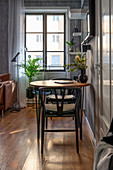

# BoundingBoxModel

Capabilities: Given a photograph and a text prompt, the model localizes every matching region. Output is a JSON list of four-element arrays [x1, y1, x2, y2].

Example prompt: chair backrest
[[0, 73, 10, 82], [51, 78, 73, 95], [52, 78, 72, 81], [39, 87, 80, 115]]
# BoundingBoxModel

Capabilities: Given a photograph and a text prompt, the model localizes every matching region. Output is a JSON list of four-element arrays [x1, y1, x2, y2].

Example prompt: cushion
[[93, 141, 113, 170], [0, 84, 3, 104], [93, 119, 113, 170], [45, 103, 75, 113], [0, 73, 10, 82], [47, 94, 75, 100], [102, 132, 113, 146], [0, 80, 14, 85]]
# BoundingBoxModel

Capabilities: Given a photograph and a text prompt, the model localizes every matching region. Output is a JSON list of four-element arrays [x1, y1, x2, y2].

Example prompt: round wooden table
[[30, 80, 91, 140], [30, 80, 91, 88]]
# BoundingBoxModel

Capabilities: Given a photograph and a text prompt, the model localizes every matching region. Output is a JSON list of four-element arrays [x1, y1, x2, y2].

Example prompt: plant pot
[[78, 69, 88, 83], [26, 87, 34, 99]]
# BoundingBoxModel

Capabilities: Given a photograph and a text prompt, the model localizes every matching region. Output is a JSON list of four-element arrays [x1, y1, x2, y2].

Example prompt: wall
[[24, 0, 81, 9], [0, 0, 8, 74], [85, 0, 113, 143]]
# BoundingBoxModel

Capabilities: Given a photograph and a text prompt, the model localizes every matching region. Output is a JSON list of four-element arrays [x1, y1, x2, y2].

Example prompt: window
[[52, 35, 55, 42], [56, 35, 59, 43], [53, 16, 55, 21], [36, 35, 42, 42], [36, 16, 40, 20], [36, 35, 39, 42], [25, 14, 65, 71], [52, 55, 60, 65], [56, 16, 59, 21], [36, 16, 42, 21]]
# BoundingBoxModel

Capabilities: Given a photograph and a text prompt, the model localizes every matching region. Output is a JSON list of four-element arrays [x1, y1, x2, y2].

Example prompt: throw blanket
[[93, 119, 113, 170], [93, 141, 113, 170]]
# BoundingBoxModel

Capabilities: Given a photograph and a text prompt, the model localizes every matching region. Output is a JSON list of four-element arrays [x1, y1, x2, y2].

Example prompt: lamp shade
[[11, 52, 20, 62]]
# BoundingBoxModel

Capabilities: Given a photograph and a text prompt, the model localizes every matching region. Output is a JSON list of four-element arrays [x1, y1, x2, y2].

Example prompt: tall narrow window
[[25, 15, 43, 67], [52, 35, 55, 42], [25, 14, 65, 71]]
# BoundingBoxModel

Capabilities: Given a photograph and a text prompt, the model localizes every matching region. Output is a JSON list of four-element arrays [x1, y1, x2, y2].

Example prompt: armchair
[[0, 74, 17, 116]]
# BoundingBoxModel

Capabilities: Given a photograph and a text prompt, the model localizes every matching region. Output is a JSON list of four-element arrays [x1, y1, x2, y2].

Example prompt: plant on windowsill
[[65, 38, 75, 52], [18, 55, 42, 99], [64, 52, 88, 83]]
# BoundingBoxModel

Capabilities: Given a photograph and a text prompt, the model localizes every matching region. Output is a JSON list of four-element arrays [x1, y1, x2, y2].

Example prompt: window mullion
[[45, 14, 47, 69], [43, 14, 47, 71], [43, 14, 45, 70]]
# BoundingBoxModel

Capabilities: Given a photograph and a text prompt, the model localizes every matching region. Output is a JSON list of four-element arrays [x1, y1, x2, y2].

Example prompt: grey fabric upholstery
[[45, 103, 75, 113], [93, 119, 113, 170], [47, 94, 75, 100], [93, 141, 113, 170]]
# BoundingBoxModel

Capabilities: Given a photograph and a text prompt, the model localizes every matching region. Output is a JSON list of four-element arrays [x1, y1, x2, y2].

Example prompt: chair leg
[[46, 116, 48, 129], [80, 87, 84, 140], [80, 109, 82, 140], [36, 93, 40, 139], [75, 109, 79, 153], [41, 108, 45, 154], [2, 110, 4, 117]]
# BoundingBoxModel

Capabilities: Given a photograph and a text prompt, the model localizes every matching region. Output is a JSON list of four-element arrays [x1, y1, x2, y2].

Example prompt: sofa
[[0, 73, 17, 116]]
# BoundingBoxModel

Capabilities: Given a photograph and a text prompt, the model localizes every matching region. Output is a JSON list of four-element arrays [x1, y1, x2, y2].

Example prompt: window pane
[[26, 52, 43, 68], [26, 34, 43, 51], [47, 52, 64, 70], [47, 15, 64, 32], [26, 15, 43, 32], [47, 34, 64, 51]]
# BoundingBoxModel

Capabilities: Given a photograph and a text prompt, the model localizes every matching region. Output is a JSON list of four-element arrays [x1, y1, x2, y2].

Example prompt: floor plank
[[0, 107, 94, 170]]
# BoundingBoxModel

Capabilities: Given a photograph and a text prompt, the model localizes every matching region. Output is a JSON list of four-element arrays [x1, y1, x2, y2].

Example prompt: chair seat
[[45, 103, 75, 113], [33, 90, 51, 95], [47, 94, 75, 100]]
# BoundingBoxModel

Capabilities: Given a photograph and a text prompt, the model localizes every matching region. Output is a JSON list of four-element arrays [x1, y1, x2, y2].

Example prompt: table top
[[30, 80, 91, 88]]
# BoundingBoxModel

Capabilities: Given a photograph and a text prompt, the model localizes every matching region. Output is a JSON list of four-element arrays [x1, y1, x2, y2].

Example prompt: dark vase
[[26, 87, 34, 99], [78, 69, 88, 83]]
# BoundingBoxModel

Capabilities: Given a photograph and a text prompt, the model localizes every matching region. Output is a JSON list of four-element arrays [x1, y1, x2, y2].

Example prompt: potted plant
[[64, 52, 88, 83], [18, 55, 42, 99], [65, 38, 75, 52]]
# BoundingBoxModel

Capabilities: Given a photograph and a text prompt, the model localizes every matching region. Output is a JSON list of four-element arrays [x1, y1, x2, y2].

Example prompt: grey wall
[[0, 0, 8, 74], [24, 0, 81, 8], [85, 0, 113, 142], [84, 0, 99, 141]]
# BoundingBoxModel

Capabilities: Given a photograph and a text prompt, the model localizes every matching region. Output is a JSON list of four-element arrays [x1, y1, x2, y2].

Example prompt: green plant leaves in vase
[[18, 55, 42, 87], [64, 53, 88, 72]]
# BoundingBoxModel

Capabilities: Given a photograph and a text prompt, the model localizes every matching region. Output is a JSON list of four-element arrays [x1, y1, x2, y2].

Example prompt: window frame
[[25, 13, 66, 72]]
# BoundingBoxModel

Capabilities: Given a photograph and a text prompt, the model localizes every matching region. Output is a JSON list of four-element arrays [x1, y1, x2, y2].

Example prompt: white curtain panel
[[8, 0, 26, 105]]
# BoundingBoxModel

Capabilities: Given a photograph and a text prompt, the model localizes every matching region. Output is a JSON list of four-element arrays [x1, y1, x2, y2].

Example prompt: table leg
[[38, 90, 41, 139], [80, 87, 84, 140], [35, 88, 40, 139]]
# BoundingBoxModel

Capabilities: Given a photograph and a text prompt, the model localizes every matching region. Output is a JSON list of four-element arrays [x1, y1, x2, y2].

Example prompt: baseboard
[[85, 117, 96, 147]]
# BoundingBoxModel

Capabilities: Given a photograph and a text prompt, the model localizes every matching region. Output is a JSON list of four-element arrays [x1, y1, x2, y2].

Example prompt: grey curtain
[[8, 0, 26, 105]]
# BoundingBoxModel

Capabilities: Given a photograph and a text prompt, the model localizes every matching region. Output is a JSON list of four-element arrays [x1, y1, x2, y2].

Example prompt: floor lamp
[[11, 52, 21, 112]]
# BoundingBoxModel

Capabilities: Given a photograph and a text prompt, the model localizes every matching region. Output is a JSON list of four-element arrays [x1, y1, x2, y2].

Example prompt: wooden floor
[[0, 106, 94, 170]]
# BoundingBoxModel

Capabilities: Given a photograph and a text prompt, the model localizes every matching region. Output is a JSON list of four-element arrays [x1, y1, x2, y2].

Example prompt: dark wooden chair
[[46, 78, 76, 103], [39, 87, 80, 154]]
